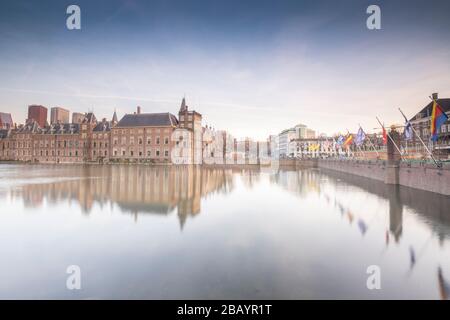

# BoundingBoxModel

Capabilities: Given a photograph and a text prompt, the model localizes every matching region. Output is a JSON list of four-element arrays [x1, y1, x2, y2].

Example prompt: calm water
[[0, 163, 449, 299]]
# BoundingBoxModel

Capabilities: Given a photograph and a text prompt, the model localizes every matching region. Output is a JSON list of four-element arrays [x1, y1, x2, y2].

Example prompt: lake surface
[[0, 163, 449, 299]]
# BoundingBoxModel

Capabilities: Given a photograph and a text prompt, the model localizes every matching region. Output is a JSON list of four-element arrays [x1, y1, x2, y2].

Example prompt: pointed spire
[[179, 96, 187, 113], [112, 109, 118, 124]]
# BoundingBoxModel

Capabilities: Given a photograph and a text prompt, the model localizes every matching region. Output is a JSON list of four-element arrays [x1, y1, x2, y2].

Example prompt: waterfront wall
[[316, 159, 450, 196]]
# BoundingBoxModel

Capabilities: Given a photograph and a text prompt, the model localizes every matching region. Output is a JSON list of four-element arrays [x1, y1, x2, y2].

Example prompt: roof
[[0, 112, 13, 126], [82, 112, 97, 124], [116, 112, 178, 128], [410, 98, 450, 121], [41, 123, 80, 135], [93, 121, 112, 132], [17, 120, 41, 133]]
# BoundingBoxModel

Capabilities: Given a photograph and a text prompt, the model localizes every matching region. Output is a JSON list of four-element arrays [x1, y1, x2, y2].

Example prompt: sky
[[0, 0, 449, 140]]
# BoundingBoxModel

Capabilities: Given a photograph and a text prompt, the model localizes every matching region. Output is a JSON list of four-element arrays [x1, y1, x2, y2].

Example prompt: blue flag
[[336, 135, 344, 146], [404, 121, 413, 140], [355, 127, 366, 146]]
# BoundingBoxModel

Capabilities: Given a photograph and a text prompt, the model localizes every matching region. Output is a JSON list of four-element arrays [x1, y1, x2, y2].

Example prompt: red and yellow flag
[[343, 134, 353, 147]]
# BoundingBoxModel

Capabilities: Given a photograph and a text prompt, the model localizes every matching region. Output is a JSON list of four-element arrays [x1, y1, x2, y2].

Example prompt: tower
[[178, 97, 202, 164]]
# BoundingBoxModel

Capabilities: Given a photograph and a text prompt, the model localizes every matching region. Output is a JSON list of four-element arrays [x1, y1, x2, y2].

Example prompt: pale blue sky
[[1, 0, 449, 139]]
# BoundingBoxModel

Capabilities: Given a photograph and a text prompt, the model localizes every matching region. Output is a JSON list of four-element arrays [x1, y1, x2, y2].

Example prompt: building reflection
[[271, 168, 450, 242], [11, 165, 234, 229], [271, 168, 450, 299]]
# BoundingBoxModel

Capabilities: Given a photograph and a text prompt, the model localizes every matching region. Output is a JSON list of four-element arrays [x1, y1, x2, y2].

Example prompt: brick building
[[110, 106, 179, 163], [1, 98, 207, 164], [409, 93, 450, 156]]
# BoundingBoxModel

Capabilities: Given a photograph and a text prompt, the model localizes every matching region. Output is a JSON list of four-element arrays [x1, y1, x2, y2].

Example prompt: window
[[130, 151, 134, 156], [164, 137, 169, 145], [156, 150, 160, 156], [138, 138, 143, 145], [147, 138, 151, 145], [164, 150, 169, 157], [156, 137, 160, 145], [147, 150, 151, 156]]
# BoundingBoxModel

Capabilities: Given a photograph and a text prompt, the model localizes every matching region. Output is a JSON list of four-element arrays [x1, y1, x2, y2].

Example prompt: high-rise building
[[0, 112, 13, 129], [27, 105, 47, 128], [72, 112, 85, 124], [50, 107, 70, 124]]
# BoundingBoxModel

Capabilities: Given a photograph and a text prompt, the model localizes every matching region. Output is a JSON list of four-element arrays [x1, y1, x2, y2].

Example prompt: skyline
[[1, 0, 450, 139]]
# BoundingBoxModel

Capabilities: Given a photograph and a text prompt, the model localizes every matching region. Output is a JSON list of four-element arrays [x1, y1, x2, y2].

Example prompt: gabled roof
[[82, 112, 97, 124], [116, 112, 178, 128], [410, 98, 450, 121]]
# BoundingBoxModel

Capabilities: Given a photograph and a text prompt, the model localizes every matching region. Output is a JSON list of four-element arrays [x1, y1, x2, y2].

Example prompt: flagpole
[[358, 123, 379, 158], [398, 107, 439, 167], [375, 117, 405, 161]]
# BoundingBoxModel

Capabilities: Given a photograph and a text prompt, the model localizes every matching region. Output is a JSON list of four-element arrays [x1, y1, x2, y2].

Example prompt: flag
[[343, 134, 353, 147], [404, 121, 413, 141], [355, 127, 366, 146], [336, 135, 344, 146], [431, 100, 448, 141], [308, 143, 320, 151], [382, 125, 387, 145]]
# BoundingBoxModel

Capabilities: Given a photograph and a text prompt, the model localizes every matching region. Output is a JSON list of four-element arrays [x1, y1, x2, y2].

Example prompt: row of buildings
[[0, 98, 207, 164], [1, 94, 449, 163], [275, 93, 450, 159]]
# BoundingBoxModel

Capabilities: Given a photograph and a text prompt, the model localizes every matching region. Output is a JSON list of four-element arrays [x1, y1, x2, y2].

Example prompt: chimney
[[137, 106, 141, 114], [432, 92, 438, 100]]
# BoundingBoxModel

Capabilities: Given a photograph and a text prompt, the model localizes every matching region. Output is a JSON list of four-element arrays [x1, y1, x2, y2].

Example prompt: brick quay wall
[[315, 159, 450, 196]]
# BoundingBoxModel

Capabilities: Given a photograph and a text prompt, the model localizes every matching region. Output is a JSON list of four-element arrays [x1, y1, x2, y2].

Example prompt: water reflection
[[6, 165, 234, 229], [272, 169, 450, 243], [0, 164, 449, 299]]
